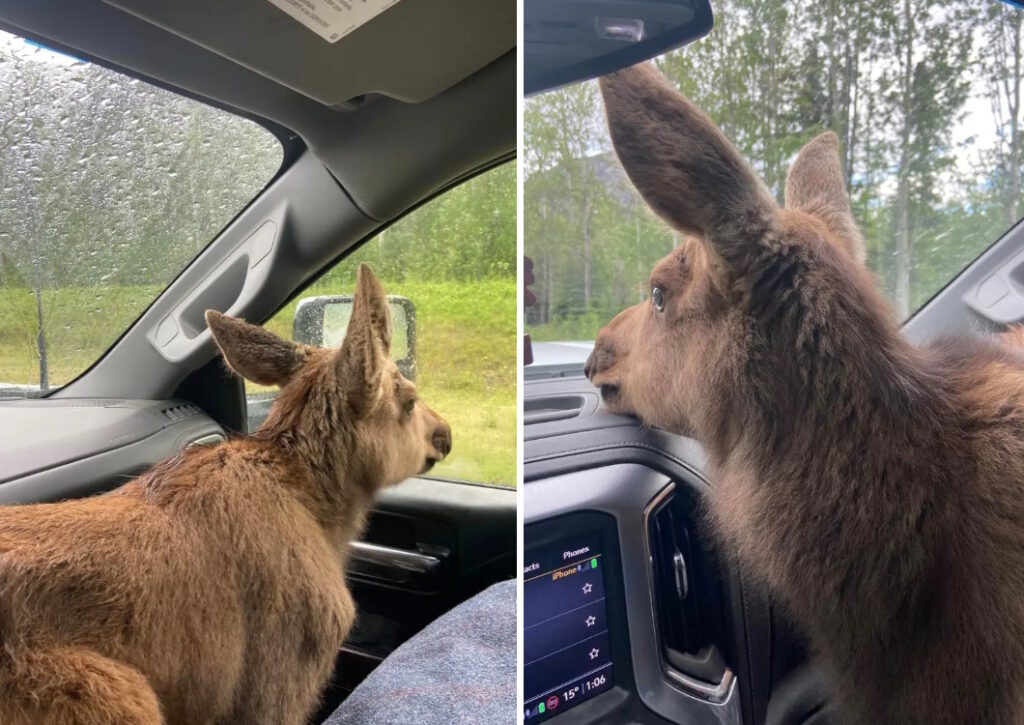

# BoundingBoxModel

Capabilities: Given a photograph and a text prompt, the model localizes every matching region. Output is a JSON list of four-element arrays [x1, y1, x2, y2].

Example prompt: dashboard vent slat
[[647, 488, 731, 698], [161, 403, 200, 422]]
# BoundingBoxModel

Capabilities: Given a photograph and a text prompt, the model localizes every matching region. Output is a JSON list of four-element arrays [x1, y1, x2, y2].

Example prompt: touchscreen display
[[523, 533, 615, 721]]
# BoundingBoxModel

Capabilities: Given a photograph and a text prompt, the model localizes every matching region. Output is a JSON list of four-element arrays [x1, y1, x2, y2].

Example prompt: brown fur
[[587, 63, 1024, 724], [0, 264, 451, 724]]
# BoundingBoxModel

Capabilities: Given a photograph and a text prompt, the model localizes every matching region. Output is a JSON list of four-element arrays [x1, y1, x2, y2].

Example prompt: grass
[[0, 284, 162, 386], [0, 278, 517, 487]]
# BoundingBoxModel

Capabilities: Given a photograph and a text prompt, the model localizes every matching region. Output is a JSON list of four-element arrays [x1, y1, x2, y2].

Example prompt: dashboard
[[523, 374, 814, 725], [524, 518, 618, 720], [0, 398, 225, 503]]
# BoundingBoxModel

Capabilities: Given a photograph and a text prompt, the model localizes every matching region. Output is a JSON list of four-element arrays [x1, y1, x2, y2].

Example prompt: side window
[[246, 163, 516, 487]]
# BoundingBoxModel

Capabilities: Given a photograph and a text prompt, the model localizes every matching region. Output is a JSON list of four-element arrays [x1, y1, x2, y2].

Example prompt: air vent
[[647, 487, 732, 700], [524, 394, 586, 424], [161, 403, 200, 422]]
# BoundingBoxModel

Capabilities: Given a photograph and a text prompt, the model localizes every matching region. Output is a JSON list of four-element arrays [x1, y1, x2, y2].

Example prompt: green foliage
[[525, 0, 1024, 332], [336, 163, 517, 282], [528, 312, 607, 343]]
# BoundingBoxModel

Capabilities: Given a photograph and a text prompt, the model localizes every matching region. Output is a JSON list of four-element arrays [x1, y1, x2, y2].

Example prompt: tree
[[525, 82, 606, 323], [885, 0, 972, 315], [981, 1, 1024, 228]]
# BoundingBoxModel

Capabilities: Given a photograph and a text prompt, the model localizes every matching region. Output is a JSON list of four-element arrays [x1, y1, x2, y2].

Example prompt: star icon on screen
[[582, 582, 593, 594], [585, 615, 596, 627], [589, 648, 600, 660]]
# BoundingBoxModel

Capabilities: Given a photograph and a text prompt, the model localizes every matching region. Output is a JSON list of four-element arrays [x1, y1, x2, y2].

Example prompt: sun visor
[[104, 0, 515, 106]]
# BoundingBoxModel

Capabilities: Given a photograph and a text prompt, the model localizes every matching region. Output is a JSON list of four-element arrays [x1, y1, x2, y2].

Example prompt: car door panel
[[322, 479, 516, 711]]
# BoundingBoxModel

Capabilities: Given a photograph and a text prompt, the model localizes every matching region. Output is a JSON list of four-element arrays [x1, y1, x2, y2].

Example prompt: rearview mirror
[[293, 295, 418, 381], [525, 0, 714, 95]]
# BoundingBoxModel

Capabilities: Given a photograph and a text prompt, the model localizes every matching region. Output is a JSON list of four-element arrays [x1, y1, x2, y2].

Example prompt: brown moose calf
[[0, 264, 451, 725], [587, 64, 1024, 724]]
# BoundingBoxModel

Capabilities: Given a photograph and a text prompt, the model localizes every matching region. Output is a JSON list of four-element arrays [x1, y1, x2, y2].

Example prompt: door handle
[[350, 541, 442, 575]]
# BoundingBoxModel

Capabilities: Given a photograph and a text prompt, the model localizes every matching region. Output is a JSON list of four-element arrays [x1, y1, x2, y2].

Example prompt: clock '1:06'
[[564, 672, 608, 703]]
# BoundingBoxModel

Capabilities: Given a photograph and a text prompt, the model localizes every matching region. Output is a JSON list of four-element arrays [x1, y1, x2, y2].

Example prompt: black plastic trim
[[524, 0, 714, 95]]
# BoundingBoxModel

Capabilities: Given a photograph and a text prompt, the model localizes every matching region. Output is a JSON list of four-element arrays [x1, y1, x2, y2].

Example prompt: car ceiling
[[0, 0, 516, 221]]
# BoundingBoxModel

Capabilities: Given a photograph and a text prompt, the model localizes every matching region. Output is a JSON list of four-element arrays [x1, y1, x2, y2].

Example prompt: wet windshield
[[0, 30, 282, 397]]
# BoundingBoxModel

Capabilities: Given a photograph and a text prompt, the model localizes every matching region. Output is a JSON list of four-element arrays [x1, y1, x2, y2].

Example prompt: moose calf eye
[[651, 286, 665, 312]]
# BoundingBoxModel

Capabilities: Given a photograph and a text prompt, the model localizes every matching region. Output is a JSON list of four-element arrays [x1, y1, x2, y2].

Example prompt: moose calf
[[587, 64, 1024, 724], [0, 264, 451, 725]]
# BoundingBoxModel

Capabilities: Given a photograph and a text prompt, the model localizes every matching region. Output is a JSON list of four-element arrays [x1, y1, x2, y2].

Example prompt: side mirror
[[293, 295, 418, 381], [525, 0, 714, 96]]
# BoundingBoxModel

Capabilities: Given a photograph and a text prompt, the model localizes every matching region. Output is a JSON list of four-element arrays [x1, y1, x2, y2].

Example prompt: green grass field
[[0, 277, 517, 487], [0, 284, 163, 385]]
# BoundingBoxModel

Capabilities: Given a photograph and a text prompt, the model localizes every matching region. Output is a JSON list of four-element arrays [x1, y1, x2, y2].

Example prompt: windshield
[[0, 30, 283, 398], [524, 0, 1023, 362]]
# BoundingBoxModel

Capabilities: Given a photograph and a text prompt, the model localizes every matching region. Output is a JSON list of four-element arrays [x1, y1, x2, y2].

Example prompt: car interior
[[0, 0, 515, 721], [5, 0, 1015, 722], [521, 1, 1024, 723]]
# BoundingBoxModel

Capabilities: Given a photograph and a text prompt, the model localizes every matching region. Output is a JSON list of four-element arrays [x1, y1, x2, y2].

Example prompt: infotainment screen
[[523, 532, 615, 721]]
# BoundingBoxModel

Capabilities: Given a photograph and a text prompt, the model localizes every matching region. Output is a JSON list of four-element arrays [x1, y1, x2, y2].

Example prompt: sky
[[0, 30, 84, 67]]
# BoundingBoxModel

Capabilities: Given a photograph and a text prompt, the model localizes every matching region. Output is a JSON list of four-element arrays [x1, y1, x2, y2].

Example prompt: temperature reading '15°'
[[562, 685, 580, 701]]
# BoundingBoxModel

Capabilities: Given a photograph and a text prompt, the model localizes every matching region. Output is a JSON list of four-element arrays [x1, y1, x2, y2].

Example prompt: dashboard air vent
[[647, 488, 732, 699], [161, 403, 200, 422]]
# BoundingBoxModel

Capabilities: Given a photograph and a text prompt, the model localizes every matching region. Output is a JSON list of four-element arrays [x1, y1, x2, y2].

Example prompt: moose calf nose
[[433, 423, 452, 459], [585, 343, 612, 381]]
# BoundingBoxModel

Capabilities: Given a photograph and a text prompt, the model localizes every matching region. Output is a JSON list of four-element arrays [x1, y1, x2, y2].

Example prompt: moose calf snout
[[432, 421, 452, 459], [584, 342, 614, 381]]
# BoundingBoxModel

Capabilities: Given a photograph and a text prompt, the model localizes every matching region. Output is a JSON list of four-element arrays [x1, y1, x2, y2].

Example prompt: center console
[[524, 515, 624, 721], [523, 464, 743, 725]]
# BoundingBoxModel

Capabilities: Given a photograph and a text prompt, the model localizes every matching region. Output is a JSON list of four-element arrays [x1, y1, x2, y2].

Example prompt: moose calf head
[[206, 264, 451, 488], [585, 64, 871, 438]]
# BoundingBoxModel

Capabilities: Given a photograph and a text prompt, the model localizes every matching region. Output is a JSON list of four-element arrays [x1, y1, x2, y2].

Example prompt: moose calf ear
[[599, 64, 776, 268], [206, 310, 305, 387], [355, 264, 392, 354], [336, 264, 391, 415], [785, 132, 866, 264]]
